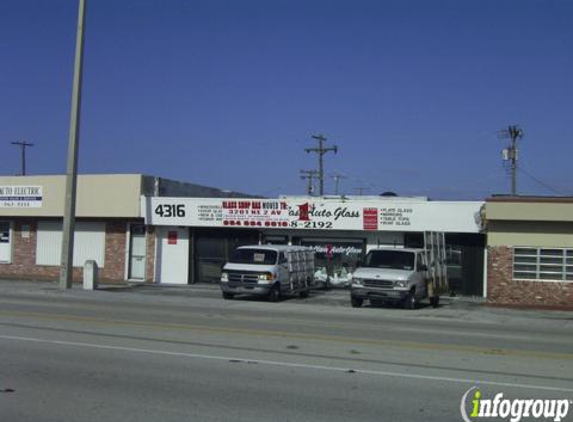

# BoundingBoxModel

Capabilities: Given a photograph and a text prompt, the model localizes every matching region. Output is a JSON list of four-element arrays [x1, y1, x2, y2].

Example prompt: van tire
[[430, 295, 440, 308], [404, 291, 417, 310], [351, 297, 363, 308], [222, 292, 234, 300], [299, 290, 309, 299], [268, 284, 281, 302]]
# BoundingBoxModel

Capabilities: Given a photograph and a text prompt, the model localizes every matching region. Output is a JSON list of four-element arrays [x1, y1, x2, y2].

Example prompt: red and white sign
[[363, 208, 378, 230], [221, 200, 289, 228], [167, 230, 178, 245], [143, 197, 483, 233]]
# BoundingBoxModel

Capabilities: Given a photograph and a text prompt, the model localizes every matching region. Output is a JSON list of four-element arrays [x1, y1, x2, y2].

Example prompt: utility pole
[[499, 125, 524, 196], [305, 134, 338, 196], [60, 0, 87, 290], [11, 141, 34, 175], [330, 173, 347, 195], [300, 169, 318, 196]]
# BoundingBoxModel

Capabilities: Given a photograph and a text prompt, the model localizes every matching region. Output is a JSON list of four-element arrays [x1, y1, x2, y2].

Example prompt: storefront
[[0, 174, 250, 283], [144, 196, 486, 295]]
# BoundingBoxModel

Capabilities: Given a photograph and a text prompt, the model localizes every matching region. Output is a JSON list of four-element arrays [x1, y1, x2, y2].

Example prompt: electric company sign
[[142, 197, 483, 233], [0, 186, 43, 208]]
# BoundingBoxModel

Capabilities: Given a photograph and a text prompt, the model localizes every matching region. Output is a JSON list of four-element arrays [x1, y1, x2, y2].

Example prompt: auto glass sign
[[0, 186, 43, 208], [145, 198, 371, 230], [143, 197, 484, 233], [287, 202, 365, 230]]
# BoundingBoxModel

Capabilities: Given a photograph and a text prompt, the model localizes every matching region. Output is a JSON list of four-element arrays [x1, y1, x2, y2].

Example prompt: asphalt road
[[1, 282, 572, 422]]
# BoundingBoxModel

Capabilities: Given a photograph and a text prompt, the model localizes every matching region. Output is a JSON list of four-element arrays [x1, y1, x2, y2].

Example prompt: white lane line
[[1, 334, 572, 393]]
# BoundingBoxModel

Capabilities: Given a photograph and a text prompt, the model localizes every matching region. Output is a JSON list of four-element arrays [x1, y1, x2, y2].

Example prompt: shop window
[[513, 247, 573, 282], [301, 239, 365, 286]]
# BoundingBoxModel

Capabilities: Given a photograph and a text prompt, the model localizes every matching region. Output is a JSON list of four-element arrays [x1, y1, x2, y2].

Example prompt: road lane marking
[[1, 309, 572, 361], [1, 334, 572, 393], [4, 321, 572, 385]]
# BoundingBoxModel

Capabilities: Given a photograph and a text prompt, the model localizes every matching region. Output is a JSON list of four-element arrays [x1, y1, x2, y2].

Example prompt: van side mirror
[[419, 264, 428, 272], [356, 258, 363, 267]]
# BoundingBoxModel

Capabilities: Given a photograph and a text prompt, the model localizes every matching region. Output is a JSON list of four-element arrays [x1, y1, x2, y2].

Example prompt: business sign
[[0, 186, 43, 208], [142, 197, 483, 233]]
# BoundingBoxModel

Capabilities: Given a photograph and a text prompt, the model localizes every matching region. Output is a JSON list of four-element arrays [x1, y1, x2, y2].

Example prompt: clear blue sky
[[1, 0, 572, 199]]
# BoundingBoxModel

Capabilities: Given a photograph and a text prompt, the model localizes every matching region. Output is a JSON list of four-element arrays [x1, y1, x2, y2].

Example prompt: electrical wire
[[517, 165, 566, 195]]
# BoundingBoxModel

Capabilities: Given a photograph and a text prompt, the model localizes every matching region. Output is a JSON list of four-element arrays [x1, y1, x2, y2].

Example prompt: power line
[[304, 134, 338, 196], [517, 166, 565, 196]]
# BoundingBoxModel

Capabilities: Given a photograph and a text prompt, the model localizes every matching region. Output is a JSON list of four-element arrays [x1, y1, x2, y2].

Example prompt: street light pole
[[60, 0, 86, 290]]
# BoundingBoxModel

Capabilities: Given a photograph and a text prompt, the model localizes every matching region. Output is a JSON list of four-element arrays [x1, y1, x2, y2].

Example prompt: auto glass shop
[[143, 196, 486, 297]]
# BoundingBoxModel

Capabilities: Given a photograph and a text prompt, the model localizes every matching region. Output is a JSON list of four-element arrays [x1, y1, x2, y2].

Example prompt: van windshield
[[229, 249, 278, 265], [363, 250, 415, 271]]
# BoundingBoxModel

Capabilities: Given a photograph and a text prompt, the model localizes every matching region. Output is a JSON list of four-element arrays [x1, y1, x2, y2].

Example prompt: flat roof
[[487, 195, 573, 204]]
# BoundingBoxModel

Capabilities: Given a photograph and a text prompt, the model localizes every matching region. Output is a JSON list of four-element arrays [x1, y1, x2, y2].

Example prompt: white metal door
[[0, 222, 11, 263], [129, 224, 146, 280], [156, 227, 189, 285]]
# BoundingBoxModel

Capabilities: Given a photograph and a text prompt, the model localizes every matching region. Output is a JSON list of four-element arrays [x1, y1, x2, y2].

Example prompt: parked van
[[350, 232, 448, 309], [220, 245, 315, 301]]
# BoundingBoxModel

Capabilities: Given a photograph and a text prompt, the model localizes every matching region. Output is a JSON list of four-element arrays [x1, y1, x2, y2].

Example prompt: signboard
[[142, 197, 484, 233], [0, 186, 43, 208], [167, 230, 178, 245]]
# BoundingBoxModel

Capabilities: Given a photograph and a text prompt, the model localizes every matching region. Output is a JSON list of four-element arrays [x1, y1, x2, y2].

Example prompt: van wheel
[[404, 291, 417, 310], [299, 290, 309, 299], [430, 295, 440, 308], [222, 292, 234, 300], [268, 285, 281, 302], [351, 297, 363, 308]]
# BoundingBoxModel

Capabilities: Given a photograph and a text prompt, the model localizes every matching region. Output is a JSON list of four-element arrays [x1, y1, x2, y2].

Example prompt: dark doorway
[[192, 228, 259, 283], [445, 233, 486, 297], [404, 232, 485, 296]]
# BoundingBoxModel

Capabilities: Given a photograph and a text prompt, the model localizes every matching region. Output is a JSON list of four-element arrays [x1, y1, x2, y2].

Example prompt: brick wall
[[488, 246, 573, 307], [145, 226, 155, 282], [0, 218, 147, 283], [102, 221, 128, 282]]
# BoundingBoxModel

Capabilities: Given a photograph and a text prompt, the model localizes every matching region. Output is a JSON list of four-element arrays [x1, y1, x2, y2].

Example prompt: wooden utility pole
[[500, 125, 524, 196], [305, 134, 338, 196], [300, 169, 318, 196], [330, 173, 347, 195], [11, 141, 34, 175]]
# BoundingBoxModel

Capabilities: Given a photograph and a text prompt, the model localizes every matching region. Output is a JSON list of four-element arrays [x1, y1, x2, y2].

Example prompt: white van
[[220, 245, 315, 301], [350, 232, 448, 309]]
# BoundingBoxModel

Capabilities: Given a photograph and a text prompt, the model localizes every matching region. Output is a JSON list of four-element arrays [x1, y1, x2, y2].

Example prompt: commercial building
[[486, 196, 573, 307], [2, 173, 488, 298], [143, 195, 485, 295], [0, 174, 249, 283]]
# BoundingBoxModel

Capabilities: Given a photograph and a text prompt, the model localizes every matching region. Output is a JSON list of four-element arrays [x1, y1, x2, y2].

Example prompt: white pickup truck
[[220, 245, 315, 302], [350, 233, 448, 309]]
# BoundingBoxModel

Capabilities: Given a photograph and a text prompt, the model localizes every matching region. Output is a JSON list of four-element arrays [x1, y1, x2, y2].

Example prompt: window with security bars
[[513, 247, 573, 282]]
